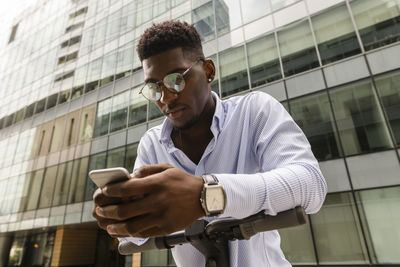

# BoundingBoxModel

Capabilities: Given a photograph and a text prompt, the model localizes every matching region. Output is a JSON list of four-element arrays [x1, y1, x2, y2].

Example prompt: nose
[[159, 86, 178, 105]]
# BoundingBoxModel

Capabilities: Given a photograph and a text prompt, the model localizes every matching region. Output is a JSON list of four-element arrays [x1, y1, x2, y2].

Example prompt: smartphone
[[89, 167, 131, 188]]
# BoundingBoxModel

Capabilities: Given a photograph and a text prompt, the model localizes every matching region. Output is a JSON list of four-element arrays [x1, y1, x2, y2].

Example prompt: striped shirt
[[134, 91, 327, 267]]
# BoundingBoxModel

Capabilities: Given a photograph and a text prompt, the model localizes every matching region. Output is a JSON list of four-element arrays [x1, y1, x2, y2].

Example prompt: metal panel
[[367, 44, 400, 75], [108, 130, 127, 150], [257, 81, 287, 101], [127, 124, 147, 144], [286, 69, 325, 98], [274, 1, 307, 29], [244, 15, 274, 42], [114, 75, 132, 95], [323, 56, 370, 87], [90, 136, 108, 154], [347, 150, 400, 190], [319, 158, 351, 193]]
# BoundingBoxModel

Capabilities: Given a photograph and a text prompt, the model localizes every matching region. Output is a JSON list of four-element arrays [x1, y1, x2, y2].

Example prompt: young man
[[93, 21, 327, 266]]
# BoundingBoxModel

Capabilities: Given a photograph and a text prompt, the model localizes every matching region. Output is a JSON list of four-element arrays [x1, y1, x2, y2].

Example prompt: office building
[[0, 0, 399, 266]]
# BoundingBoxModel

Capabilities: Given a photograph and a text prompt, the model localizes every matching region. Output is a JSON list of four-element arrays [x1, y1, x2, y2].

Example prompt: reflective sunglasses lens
[[163, 73, 185, 92], [143, 83, 161, 101]]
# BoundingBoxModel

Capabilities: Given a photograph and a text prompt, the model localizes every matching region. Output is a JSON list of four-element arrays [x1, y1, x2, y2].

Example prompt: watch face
[[206, 187, 225, 211]]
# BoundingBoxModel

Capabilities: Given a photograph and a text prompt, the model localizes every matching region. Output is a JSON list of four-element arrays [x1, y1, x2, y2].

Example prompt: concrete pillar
[[132, 253, 141, 267]]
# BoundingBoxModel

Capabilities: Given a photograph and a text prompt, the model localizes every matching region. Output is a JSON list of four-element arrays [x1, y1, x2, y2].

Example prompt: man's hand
[[93, 163, 205, 238]]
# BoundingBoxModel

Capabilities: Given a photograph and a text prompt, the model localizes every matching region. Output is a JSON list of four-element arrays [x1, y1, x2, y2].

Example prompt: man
[[93, 21, 327, 266]]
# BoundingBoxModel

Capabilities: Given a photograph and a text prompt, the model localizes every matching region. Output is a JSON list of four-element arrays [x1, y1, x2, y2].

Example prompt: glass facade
[[0, 0, 400, 266]]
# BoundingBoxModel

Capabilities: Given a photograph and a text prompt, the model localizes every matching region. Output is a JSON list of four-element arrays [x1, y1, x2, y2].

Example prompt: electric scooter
[[119, 206, 306, 267]]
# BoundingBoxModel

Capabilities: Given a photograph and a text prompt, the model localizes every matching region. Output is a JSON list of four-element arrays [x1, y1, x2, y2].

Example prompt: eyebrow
[[144, 67, 187, 83]]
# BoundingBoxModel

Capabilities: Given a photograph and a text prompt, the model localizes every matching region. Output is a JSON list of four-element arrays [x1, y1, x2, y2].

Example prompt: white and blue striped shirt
[[134, 91, 327, 267]]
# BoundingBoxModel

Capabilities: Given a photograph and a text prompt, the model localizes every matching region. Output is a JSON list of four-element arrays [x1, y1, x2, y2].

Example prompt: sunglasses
[[139, 58, 205, 101]]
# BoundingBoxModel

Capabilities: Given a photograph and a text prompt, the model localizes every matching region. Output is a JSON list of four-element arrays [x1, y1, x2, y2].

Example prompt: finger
[[102, 175, 159, 198], [133, 163, 173, 178], [92, 205, 120, 230], [93, 189, 122, 206], [106, 215, 159, 237], [95, 196, 156, 220]]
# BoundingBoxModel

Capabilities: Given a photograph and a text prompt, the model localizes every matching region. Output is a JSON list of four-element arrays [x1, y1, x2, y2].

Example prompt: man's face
[[142, 47, 211, 129]]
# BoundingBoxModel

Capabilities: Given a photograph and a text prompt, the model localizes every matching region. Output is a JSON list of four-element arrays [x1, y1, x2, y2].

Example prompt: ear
[[204, 58, 216, 83]]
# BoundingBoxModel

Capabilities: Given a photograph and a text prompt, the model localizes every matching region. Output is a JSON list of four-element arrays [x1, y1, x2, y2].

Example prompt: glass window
[[129, 86, 147, 127], [215, 0, 241, 35], [52, 161, 74, 206], [85, 152, 106, 201], [153, 0, 169, 18], [100, 51, 117, 86], [68, 157, 89, 204], [357, 186, 400, 264], [329, 79, 393, 156], [18, 173, 32, 212], [107, 147, 126, 168], [80, 27, 94, 56], [289, 92, 342, 161], [279, 217, 316, 264], [79, 104, 96, 143], [125, 143, 138, 171], [219, 45, 249, 97], [247, 34, 282, 88], [94, 98, 112, 137], [375, 71, 400, 146], [310, 192, 369, 264], [110, 91, 129, 132], [241, 0, 271, 24], [270, 0, 298, 11], [116, 43, 134, 79], [350, 0, 400, 51], [106, 10, 121, 42], [26, 169, 44, 211], [120, 2, 135, 33], [92, 22, 107, 50], [149, 101, 163, 121], [141, 249, 168, 266], [192, 2, 215, 41], [311, 4, 361, 64], [38, 166, 58, 209], [278, 20, 319, 77], [136, 0, 152, 25], [86, 58, 102, 91]]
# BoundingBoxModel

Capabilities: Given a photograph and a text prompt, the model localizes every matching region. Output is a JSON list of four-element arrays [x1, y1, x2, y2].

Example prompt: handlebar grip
[[240, 206, 306, 239], [119, 238, 159, 255]]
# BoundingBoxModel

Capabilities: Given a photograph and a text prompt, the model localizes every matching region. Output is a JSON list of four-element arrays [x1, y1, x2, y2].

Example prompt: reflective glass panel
[[329, 80, 393, 156], [277, 20, 319, 77], [350, 0, 400, 51], [68, 157, 89, 204], [270, 0, 298, 11], [192, 1, 215, 41], [107, 147, 126, 168], [149, 101, 163, 120], [241, 0, 271, 24], [219, 45, 249, 97], [141, 249, 168, 266], [279, 216, 316, 264], [247, 34, 282, 88], [85, 152, 106, 201], [290, 92, 342, 161], [129, 86, 147, 127], [79, 104, 96, 143], [310, 192, 369, 264], [94, 98, 112, 137], [312, 4, 361, 64], [26, 169, 44, 211], [52, 161, 74, 206], [357, 187, 400, 263], [38, 166, 58, 209], [375, 71, 400, 146], [110, 91, 129, 132], [125, 143, 138, 171]]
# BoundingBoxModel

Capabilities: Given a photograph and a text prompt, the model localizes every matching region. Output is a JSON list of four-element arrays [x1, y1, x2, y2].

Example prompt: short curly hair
[[137, 21, 203, 61]]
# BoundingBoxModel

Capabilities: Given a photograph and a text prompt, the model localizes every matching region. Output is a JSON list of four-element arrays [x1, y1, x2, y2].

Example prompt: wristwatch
[[200, 174, 227, 216]]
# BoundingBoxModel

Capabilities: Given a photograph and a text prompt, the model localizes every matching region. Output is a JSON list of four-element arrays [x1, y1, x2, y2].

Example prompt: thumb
[[133, 163, 173, 178]]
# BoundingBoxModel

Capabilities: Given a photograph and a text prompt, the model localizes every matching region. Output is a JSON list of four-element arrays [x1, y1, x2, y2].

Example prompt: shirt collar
[[159, 91, 225, 150]]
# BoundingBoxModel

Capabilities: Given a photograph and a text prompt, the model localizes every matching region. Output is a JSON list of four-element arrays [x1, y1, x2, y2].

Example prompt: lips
[[165, 107, 185, 119]]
